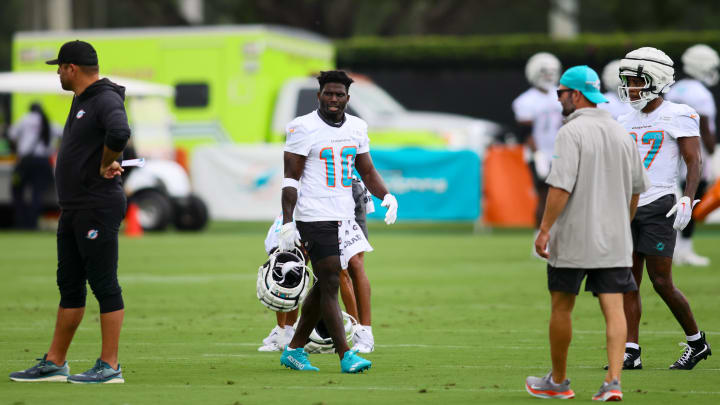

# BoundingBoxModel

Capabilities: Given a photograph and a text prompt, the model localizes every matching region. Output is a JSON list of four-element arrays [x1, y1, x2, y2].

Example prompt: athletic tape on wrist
[[282, 178, 299, 190]]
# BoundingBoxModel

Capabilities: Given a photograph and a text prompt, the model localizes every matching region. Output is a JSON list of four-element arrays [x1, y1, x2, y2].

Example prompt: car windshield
[[349, 83, 406, 116]]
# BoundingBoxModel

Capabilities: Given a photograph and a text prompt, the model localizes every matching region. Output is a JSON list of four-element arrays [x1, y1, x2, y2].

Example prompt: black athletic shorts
[[351, 179, 369, 240], [57, 204, 126, 311], [631, 194, 677, 257], [547, 265, 638, 295], [296, 220, 340, 265]]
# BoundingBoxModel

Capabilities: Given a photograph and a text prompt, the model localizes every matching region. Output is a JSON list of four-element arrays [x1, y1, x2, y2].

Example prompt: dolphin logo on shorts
[[656, 242, 665, 251], [86, 229, 99, 240]]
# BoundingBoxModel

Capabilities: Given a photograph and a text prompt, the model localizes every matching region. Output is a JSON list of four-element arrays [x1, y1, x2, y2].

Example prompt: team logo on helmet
[[256, 247, 313, 312]]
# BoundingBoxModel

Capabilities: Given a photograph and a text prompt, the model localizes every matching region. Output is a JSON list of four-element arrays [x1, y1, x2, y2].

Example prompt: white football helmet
[[602, 60, 623, 93], [525, 52, 562, 91], [256, 247, 312, 312], [304, 312, 357, 354], [682, 44, 720, 87], [618, 47, 675, 111]]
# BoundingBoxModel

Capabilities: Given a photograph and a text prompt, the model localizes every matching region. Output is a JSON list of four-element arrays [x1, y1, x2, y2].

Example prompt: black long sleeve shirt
[[55, 78, 131, 210]]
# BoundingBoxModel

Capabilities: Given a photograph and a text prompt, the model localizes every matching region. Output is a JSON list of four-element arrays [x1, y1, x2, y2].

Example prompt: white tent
[[0, 71, 173, 97]]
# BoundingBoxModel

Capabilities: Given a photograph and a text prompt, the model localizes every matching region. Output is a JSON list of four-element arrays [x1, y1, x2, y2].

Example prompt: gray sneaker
[[525, 371, 575, 399], [9, 354, 69, 382], [67, 359, 124, 384], [592, 379, 623, 402]]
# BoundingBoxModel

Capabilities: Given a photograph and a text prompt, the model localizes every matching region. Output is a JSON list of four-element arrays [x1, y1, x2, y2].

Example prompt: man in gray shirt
[[525, 66, 649, 402]]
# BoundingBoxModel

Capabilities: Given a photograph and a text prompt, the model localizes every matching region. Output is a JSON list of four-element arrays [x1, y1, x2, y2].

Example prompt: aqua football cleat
[[340, 350, 371, 373], [280, 346, 319, 371]]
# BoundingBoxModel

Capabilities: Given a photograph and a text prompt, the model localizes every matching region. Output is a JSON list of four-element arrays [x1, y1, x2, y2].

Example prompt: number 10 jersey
[[284, 110, 370, 221], [618, 100, 700, 207]]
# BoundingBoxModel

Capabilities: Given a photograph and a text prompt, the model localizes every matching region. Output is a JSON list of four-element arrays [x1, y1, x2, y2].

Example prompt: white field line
[[95, 383, 720, 396]]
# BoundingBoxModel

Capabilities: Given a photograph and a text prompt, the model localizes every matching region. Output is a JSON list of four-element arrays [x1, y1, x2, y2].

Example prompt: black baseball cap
[[45, 40, 98, 66]]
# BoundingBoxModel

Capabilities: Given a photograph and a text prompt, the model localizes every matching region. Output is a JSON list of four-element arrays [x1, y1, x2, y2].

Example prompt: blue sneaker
[[280, 346, 319, 371], [340, 350, 371, 373], [9, 354, 69, 382], [67, 359, 124, 384]]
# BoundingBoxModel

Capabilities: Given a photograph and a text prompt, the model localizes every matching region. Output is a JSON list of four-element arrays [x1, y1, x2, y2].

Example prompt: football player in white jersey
[[278, 71, 398, 373], [599, 60, 633, 120], [258, 179, 376, 353], [666, 44, 719, 266], [616, 47, 711, 370], [512, 52, 564, 232]]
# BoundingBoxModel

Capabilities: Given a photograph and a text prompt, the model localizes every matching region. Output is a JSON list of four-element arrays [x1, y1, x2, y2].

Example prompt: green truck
[[12, 25, 502, 153]]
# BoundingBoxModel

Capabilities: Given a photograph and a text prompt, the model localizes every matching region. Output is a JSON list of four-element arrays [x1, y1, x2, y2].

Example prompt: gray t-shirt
[[546, 107, 649, 268]]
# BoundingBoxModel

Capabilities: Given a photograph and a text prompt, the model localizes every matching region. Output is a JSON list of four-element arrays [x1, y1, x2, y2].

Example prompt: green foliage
[[1, 225, 719, 403], [337, 31, 720, 69]]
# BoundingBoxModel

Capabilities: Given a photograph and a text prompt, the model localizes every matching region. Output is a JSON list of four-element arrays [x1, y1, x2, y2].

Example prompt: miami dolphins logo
[[656, 242, 665, 251], [76, 110, 86, 119], [86, 229, 99, 240]]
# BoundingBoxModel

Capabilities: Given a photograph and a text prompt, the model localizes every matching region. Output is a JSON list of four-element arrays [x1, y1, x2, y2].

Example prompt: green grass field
[[1, 223, 719, 404]]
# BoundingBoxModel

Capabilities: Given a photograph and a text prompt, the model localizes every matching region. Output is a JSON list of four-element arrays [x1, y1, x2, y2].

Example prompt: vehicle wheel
[[172, 194, 208, 231], [132, 189, 173, 231]]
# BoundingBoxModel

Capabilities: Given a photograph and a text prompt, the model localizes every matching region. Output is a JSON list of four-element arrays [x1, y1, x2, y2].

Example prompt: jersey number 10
[[320, 146, 357, 187]]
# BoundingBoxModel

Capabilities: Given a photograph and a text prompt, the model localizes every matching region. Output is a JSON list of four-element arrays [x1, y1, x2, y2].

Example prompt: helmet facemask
[[618, 69, 661, 111]]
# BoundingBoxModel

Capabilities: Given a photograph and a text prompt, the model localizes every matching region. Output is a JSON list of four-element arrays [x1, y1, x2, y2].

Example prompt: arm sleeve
[[669, 109, 701, 139], [545, 128, 579, 193], [357, 120, 370, 154], [100, 93, 131, 152], [512, 93, 535, 122], [284, 121, 311, 156]]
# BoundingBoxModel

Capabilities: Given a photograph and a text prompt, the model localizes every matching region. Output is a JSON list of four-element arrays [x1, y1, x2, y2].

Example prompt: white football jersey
[[666, 78, 716, 180], [285, 111, 370, 222], [618, 101, 701, 207], [598, 91, 633, 120], [512, 87, 564, 156]]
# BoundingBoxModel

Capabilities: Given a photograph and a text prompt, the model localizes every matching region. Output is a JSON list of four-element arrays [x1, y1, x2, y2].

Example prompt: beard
[[60, 77, 71, 91]]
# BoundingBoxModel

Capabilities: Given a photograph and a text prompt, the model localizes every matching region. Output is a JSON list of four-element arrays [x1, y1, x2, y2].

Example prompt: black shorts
[[296, 221, 340, 265], [631, 194, 676, 257], [351, 179, 369, 240], [547, 265, 638, 295], [57, 205, 126, 311]]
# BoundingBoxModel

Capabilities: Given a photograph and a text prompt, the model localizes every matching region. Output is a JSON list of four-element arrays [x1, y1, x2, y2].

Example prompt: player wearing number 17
[[616, 47, 711, 370], [277, 70, 398, 373]]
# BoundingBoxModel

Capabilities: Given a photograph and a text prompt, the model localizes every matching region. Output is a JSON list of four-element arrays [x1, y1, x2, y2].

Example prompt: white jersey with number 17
[[284, 110, 370, 222], [618, 101, 700, 207]]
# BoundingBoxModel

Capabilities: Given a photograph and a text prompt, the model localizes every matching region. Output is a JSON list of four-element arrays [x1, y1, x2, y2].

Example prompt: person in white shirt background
[[665, 44, 719, 266], [8, 102, 59, 229], [512, 52, 564, 244], [599, 60, 633, 120]]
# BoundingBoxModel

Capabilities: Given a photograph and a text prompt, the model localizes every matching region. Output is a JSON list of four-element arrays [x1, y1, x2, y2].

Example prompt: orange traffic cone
[[693, 179, 720, 222], [125, 202, 143, 238]]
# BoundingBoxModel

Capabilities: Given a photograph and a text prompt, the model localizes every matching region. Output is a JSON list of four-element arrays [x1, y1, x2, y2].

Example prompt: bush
[[336, 31, 720, 69]]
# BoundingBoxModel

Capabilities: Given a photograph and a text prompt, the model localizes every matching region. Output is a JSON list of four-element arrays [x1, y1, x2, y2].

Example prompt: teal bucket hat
[[559, 65, 608, 104]]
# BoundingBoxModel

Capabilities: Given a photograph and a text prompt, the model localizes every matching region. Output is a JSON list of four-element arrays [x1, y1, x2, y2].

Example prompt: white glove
[[381, 194, 398, 225], [666, 196, 700, 231], [278, 222, 301, 251]]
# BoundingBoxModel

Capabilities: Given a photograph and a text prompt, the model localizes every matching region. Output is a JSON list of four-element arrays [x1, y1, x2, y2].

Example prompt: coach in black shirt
[[9, 41, 129, 384]]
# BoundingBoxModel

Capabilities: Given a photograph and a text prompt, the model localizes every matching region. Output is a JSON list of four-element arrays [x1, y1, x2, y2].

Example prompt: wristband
[[282, 178, 299, 190]]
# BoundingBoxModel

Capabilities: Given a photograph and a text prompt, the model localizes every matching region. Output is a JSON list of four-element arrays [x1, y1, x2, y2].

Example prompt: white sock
[[687, 332, 702, 342], [625, 342, 640, 350], [362, 325, 372, 334], [283, 325, 294, 332]]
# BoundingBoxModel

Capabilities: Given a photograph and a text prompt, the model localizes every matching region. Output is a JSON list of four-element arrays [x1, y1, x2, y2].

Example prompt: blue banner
[[366, 148, 480, 221]]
